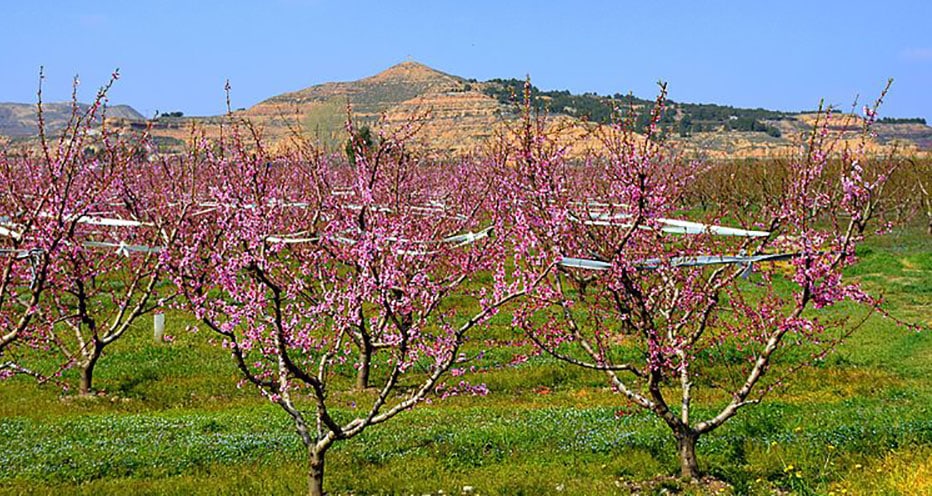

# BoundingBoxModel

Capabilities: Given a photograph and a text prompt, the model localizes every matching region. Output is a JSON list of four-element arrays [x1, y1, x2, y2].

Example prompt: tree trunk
[[356, 342, 372, 390], [79, 344, 102, 395], [677, 431, 701, 480], [308, 447, 326, 496]]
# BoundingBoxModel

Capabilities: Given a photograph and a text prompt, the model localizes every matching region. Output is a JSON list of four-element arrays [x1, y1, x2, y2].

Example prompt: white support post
[[154, 313, 166, 343]]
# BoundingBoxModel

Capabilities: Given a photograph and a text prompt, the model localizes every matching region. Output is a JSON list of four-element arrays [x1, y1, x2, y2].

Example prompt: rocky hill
[[243, 61, 478, 148]]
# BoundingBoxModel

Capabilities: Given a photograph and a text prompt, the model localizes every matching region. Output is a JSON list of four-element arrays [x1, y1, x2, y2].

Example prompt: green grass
[[1, 224, 930, 495]]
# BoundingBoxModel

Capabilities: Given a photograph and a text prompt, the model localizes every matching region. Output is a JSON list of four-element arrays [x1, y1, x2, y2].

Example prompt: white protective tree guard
[[153, 313, 166, 343]]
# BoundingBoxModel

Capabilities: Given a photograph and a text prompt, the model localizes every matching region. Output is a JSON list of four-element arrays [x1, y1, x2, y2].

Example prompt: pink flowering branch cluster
[[505, 83, 901, 479], [164, 114, 551, 496], [1, 71, 174, 391]]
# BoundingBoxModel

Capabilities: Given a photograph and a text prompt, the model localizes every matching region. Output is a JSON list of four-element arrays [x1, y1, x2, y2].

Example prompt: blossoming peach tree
[[0, 72, 184, 393], [506, 83, 900, 479], [165, 119, 551, 495], [30, 150, 184, 394], [1, 72, 152, 385]]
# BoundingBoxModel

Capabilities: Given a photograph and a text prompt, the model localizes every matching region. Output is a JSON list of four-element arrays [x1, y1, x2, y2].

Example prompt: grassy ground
[[0, 225, 929, 495]]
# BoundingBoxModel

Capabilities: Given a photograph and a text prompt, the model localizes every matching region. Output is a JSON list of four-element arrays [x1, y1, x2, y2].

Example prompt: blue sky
[[2, 1, 930, 121]]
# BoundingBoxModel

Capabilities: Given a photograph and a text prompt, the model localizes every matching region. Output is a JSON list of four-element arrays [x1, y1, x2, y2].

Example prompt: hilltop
[[242, 61, 485, 148]]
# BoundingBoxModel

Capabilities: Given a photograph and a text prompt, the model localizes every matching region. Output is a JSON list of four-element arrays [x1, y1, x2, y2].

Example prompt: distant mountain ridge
[[2, 62, 930, 156], [0, 102, 144, 138]]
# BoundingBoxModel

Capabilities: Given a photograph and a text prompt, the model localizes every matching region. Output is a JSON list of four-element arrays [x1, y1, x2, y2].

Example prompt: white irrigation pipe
[[655, 218, 769, 237], [0, 248, 36, 259], [83, 241, 164, 256], [559, 252, 798, 272], [442, 226, 494, 245], [32, 212, 152, 228], [265, 234, 321, 244], [3, 214, 153, 241], [0, 224, 21, 240], [568, 200, 629, 210], [264, 226, 495, 256], [75, 216, 151, 228], [570, 212, 769, 237]]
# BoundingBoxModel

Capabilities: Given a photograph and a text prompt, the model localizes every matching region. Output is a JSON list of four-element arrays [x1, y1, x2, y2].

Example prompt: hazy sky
[[2, 1, 930, 121]]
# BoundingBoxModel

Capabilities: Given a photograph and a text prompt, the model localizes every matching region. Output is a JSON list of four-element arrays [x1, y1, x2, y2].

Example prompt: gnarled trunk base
[[677, 431, 701, 480], [308, 447, 325, 496], [78, 346, 102, 395]]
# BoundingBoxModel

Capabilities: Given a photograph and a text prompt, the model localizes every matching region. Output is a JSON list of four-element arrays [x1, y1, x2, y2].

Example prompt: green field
[[1, 224, 929, 496]]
